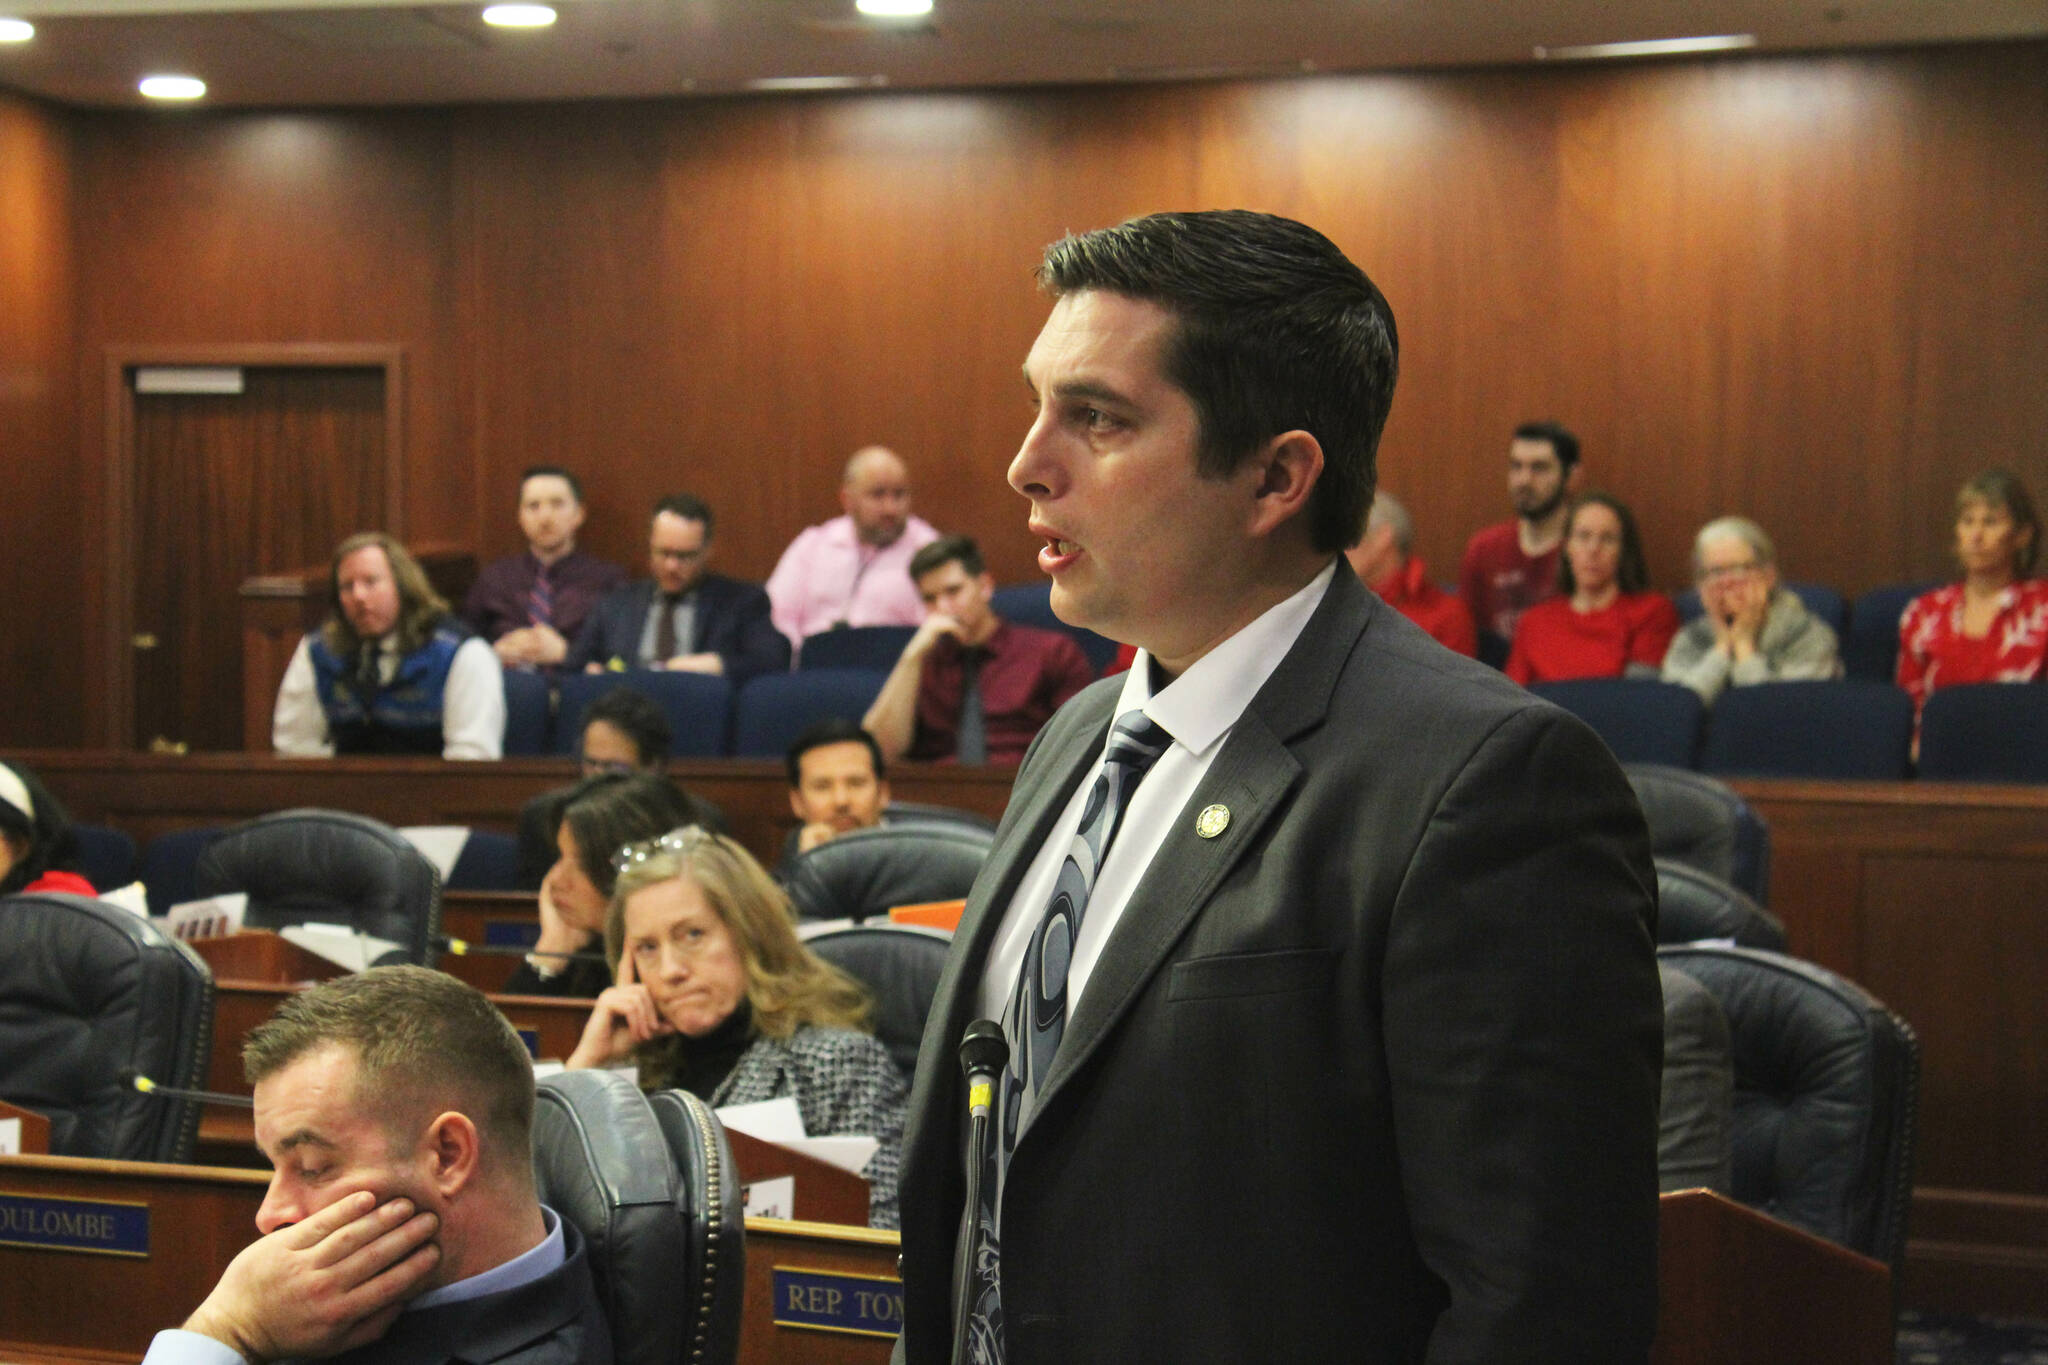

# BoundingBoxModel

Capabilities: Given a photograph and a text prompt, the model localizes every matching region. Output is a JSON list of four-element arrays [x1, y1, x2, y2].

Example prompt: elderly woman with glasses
[[1661, 516, 1841, 703], [564, 827, 907, 1229], [502, 773, 717, 999]]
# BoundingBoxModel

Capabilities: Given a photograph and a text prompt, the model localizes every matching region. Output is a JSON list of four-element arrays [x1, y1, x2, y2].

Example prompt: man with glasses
[[565, 494, 788, 682], [1661, 515, 1841, 703]]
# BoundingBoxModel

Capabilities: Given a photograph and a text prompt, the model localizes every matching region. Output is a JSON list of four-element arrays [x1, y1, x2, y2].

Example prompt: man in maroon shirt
[[1458, 422, 1580, 658], [863, 535, 1095, 765], [463, 467, 625, 670]]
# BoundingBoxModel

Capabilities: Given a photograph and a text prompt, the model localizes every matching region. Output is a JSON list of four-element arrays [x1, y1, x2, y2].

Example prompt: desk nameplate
[[0, 1191, 151, 1258], [770, 1264, 904, 1339]]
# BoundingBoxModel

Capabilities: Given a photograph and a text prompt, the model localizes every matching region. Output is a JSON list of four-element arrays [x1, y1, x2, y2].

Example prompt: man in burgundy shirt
[[863, 535, 1095, 766], [1458, 422, 1580, 660], [463, 467, 625, 670], [1346, 491, 1476, 657]]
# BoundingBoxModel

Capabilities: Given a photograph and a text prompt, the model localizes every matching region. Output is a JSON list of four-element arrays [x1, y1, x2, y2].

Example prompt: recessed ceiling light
[[139, 75, 207, 100], [1534, 34, 1757, 61], [482, 4, 557, 27], [856, 0, 934, 16], [0, 18, 34, 42]]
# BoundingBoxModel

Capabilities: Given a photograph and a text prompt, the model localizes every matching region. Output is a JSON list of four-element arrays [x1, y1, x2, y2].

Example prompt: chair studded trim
[[646, 1086, 747, 1365], [672, 1089, 726, 1365]]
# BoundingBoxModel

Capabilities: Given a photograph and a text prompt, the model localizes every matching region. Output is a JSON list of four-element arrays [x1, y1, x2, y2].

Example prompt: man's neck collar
[[529, 543, 575, 568]]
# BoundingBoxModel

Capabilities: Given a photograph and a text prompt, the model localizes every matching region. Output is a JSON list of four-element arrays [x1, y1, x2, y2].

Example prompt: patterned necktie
[[527, 564, 553, 629], [964, 710, 1171, 1364], [956, 650, 988, 764]]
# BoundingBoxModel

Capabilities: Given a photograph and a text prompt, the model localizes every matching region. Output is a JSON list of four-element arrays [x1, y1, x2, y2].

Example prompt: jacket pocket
[[1167, 947, 1336, 1001]]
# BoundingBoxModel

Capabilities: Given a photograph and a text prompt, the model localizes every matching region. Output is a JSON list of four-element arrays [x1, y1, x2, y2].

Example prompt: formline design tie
[[963, 709, 1171, 1365]]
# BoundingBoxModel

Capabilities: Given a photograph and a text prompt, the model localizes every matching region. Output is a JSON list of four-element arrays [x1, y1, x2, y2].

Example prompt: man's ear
[[1246, 430, 1324, 539], [421, 1112, 482, 1199]]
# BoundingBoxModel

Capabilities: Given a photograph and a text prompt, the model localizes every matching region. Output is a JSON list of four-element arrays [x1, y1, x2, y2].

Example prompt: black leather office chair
[[533, 1069, 709, 1365], [1656, 963, 1733, 1195], [804, 923, 954, 1084], [1654, 859, 1786, 950], [1657, 945, 1920, 1273], [782, 824, 993, 923], [193, 808, 442, 964], [0, 892, 213, 1161], [1623, 763, 1772, 903], [645, 1088, 746, 1365], [882, 801, 999, 836]]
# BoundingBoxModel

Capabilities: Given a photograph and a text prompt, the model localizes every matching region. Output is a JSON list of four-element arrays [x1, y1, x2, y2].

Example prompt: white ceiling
[[1, 0, 2045, 109]]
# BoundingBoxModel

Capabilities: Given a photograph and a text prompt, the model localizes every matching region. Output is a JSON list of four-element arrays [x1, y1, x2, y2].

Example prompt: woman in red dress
[[1896, 469, 2047, 727], [0, 760, 95, 897], [1506, 492, 1680, 685]]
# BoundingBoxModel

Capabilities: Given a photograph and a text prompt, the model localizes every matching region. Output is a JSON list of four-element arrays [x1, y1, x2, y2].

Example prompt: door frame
[[100, 342, 407, 748]]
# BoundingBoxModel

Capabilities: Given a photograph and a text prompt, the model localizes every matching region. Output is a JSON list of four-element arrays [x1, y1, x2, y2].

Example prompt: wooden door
[[129, 366, 388, 752]]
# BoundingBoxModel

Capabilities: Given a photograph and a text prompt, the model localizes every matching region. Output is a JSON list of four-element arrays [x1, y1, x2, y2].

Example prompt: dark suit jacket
[[564, 576, 788, 683], [291, 1216, 611, 1365], [895, 567, 1665, 1363]]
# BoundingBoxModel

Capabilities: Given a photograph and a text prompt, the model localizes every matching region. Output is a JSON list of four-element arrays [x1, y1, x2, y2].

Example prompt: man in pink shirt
[[767, 446, 941, 654]]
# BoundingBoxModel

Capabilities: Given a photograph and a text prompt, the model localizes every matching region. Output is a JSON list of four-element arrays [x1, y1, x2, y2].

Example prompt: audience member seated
[[1345, 491, 1476, 656], [565, 828, 907, 1228], [778, 718, 890, 879], [1662, 516, 1842, 703], [1897, 468, 2047, 730], [506, 773, 716, 999], [516, 687, 674, 887], [142, 966, 607, 1365], [0, 760, 92, 896], [766, 446, 940, 652], [863, 535, 1094, 766], [1507, 492, 1680, 685], [566, 493, 788, 683], [274, 532, 506, 760], [1461, 421, 1581, 654], [463, 466, 626, 673]]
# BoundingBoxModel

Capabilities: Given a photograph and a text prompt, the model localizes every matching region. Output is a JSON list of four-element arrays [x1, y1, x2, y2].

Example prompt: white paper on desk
[[743, 1176, 795, 1220], [280, 923, 406, 974], [400, 826, 469, 882], [0, 1117, 21, 1156], [786, 1135, 881, 1178], [717, 1095, 808, 1144], [165, 892, 247, 941], [795, 917, 858, 941], [99, 882, 150, 918]]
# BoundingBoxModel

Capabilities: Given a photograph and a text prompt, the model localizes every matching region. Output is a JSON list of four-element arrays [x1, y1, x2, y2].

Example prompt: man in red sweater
[[1459, 421, 1581, 657], [1346, 492, 1476, 656]]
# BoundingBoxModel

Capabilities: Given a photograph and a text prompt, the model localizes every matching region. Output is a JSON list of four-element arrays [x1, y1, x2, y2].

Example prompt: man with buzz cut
[[894, 211, 1660, 1363], [142, 966, 609, 1365], [463, 466, 626, 671]]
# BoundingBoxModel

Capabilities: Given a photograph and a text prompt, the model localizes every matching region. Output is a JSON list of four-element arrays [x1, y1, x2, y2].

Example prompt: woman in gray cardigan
[[1663, 516, 1841, 703]]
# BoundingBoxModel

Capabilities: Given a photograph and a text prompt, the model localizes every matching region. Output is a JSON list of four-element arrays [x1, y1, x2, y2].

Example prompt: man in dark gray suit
[[565, 493, 788, 683], [894, 211, 1664, 1363]]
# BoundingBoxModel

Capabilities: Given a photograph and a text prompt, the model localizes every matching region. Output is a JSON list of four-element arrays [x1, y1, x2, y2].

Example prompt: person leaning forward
[[893, 210, 1663, 1363]]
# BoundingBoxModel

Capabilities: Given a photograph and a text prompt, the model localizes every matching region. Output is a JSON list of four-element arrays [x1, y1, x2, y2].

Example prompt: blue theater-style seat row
[[1532, 679, 2048, 783], [505, 667, 893, 761]]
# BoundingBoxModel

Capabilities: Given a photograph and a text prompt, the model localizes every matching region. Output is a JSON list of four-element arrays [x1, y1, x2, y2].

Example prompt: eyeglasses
[[1699, 561, 1761, 583], [579, 755, 637, 777], [611, 824, 713, 874]]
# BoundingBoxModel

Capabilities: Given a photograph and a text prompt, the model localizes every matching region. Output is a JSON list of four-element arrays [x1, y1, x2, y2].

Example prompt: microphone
[[434, 936, 607, 962], [120, 1069, 255, 1110], [952, 1021, 1008, 1365]]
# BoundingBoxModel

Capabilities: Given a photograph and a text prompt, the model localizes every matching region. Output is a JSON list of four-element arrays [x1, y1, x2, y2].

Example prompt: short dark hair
[[909, 534, 984, 581], [552, 772, 712, 899], [519, 466, 583, 504], [580, 686, 673, 768], [1557, 492, 1651, 596], [1512, 421, 1581, 474], [652, 493, 714, 539], [0, 760, 81, 896], [1037, 210, 1399, 554], [784, 718, 886, 788], [243, 966, 537, 1179], [1957, 468, 2041, 577]]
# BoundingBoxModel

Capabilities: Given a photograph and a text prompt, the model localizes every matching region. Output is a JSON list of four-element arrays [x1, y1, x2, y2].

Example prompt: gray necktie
[[963, 710, 1171, 1364], [956, 650, 988, 764]]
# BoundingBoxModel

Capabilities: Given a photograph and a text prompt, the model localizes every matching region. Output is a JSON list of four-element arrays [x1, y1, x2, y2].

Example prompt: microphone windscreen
[[958, 1019, 1009, 1076]]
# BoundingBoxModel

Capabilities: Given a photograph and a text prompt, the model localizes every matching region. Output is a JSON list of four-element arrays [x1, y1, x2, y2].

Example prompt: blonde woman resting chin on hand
[[563, 827, 908, 1229]]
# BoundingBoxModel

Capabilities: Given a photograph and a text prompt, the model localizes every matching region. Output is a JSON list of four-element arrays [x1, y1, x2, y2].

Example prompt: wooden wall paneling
[[0, 92, 82, 747]]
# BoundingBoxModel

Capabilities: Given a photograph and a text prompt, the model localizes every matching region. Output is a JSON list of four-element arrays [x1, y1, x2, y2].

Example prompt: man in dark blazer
[[894, 211, 1664, 1363], [565, 493, 789, 683]]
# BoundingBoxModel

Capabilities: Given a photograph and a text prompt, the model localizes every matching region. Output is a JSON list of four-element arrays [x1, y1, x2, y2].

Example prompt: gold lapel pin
[[1195, 804, 1230, 839]]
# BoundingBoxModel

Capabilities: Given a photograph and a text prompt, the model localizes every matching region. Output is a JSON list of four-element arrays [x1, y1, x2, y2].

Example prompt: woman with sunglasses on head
[[564, 827, 907, 1229], [503, 772, 715, 999]]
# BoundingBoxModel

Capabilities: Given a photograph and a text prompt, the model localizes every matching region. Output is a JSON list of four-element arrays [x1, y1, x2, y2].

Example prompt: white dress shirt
[[272, 632, 506, 760], [975, 561, 1335, 1026]]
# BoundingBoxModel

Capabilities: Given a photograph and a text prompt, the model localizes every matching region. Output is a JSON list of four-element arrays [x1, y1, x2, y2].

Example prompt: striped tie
[[963, 710, 1171, 1364], [527, 565, 554, 628]]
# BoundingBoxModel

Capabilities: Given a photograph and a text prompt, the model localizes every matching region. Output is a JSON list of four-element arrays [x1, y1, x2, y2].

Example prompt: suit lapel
[[1030, 570, 1377, 1118]]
